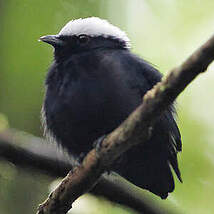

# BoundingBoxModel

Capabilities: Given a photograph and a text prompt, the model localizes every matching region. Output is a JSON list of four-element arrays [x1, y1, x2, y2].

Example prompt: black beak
[[39, 35, 64, 47]]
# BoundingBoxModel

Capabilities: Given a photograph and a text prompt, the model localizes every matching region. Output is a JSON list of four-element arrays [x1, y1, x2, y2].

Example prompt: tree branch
[[0, 129, 71, 177], [0, 129, 176, 214], [37, 34, 214, 214]]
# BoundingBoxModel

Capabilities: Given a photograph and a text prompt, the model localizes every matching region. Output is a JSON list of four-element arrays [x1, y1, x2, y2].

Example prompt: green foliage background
[[0, 0, 214, 213]]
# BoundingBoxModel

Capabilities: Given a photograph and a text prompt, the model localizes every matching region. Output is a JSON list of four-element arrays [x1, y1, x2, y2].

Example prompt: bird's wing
[[112, 51, 182, 198], [119, 51, 182, 153]]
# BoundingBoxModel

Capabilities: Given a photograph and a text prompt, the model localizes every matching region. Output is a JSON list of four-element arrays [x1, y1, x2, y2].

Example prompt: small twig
[[37, 34, 214, 214]]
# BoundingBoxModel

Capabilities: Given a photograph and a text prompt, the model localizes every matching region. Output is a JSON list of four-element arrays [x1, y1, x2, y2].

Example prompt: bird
[[40, 17, 182, 199]]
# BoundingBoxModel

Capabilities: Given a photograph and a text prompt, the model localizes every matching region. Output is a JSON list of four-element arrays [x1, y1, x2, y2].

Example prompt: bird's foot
[[76, 152, 86, 164], [93, 135, 106, 153], [93, 135, 112, 174]]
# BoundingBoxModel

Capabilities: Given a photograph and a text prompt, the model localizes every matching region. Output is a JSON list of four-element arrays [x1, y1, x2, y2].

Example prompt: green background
[[0, 0, 214, 213]]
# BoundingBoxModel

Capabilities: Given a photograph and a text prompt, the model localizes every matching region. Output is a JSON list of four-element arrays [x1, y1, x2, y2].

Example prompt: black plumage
[[41, 17, 182, 199]]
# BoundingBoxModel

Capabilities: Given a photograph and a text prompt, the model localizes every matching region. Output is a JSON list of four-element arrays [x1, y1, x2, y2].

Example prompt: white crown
[[58, 17, 130, 48]]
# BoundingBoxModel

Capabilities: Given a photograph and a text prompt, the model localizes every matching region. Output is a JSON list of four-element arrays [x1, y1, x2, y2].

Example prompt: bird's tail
[[113, 116, 182, 199]]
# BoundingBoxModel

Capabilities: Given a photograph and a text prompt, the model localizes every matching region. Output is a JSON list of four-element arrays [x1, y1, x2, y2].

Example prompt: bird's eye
[[78, 34, 90, 44]]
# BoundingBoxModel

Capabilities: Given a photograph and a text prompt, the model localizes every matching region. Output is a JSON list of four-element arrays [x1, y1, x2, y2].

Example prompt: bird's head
[[40, 17, 130, 60]]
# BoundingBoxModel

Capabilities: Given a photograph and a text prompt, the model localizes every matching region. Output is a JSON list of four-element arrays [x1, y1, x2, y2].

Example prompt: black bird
[[40, 17, 182, 199]]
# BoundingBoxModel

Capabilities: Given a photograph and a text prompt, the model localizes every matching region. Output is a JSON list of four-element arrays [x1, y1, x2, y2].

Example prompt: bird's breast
[[44, 70, 141, 155]]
